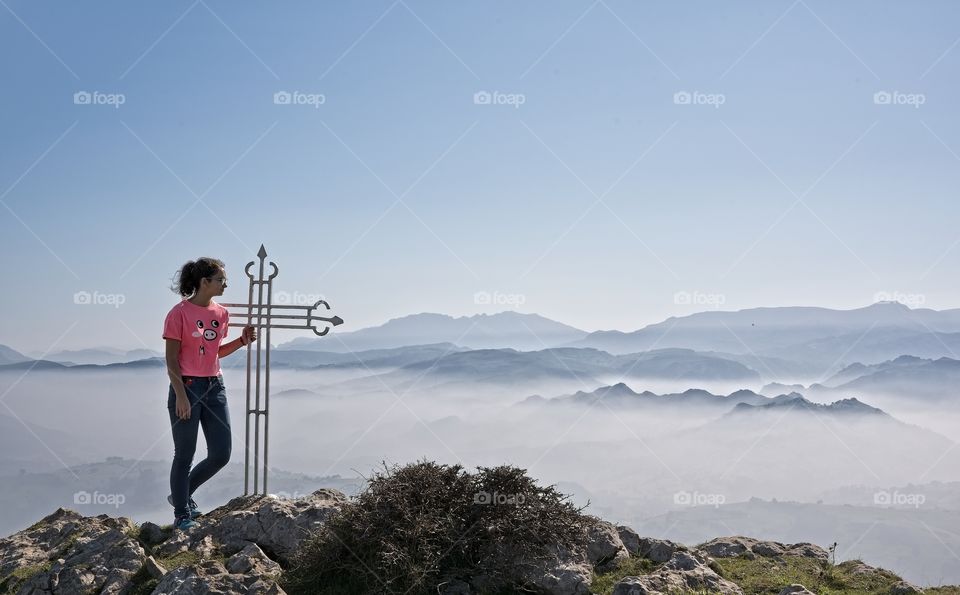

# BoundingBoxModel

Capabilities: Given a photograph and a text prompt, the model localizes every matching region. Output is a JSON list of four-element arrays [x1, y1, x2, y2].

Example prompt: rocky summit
[[0, 489, 952, 595]]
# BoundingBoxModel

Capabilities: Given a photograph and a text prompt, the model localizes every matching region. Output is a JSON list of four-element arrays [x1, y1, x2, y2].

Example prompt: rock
[[518, 543, 594, 595], [0, 495, 947, 595], [506, 519, 634, 593], [139, 521, 166, 546], [615, 525, 685, 563], [638, 537, 685, 563], [151, 558, 286, 595], [0, 490, 346, 595], [145, 555, 168, 579], [890, 580, 923, 594], [617, 525, 641, 554], [226, 543, 282, 576], [472, 523, 610, 594], [153, 528, 191, 558], [193, 488, 346, 565], [152, 488, 348, 565], [779, 584, 816, 595], [697, 536, 753, 559], [195, 534, 217, 558], [612, 550, 743, 595], [697, 536, 828, 563], [586, 520, 630, 571], [673, 551, 720, 572], [0, 508, 146, 595], [785, 542, 830, 563], [753, 541, 785, 557], [847, 560, 880, 575], [0, 508, 84, 576]]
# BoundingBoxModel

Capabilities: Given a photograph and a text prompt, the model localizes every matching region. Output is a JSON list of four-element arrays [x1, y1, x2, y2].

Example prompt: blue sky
[[1, 0, 959, 353]]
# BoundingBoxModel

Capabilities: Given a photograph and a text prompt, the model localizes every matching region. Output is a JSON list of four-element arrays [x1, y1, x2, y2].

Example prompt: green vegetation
[[0, 561, 53, 593], [590, 555, 659, 594], [8, 487, 960, 595], [126, 563, 159, 595], [567, 543, 960, 595], [712, 554, 960, 595], [155, 550, 200, 570], [282, 459, 594, 595]]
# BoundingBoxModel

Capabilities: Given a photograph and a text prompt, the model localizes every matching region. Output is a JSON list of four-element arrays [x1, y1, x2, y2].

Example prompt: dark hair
[[170, 257, 225, 297]]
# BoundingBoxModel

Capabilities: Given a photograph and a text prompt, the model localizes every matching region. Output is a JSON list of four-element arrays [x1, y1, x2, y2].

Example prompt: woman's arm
[[218, 337, 247, 358], [165, 339, 187, 400], [219, 325, 256, 358]]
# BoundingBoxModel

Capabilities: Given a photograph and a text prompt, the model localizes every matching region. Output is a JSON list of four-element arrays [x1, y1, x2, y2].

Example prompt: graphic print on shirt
[[192, 318, 221, 358]]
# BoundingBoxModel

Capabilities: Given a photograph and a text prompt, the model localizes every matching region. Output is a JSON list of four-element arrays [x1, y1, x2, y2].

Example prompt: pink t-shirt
[[162, 299, 230, 376]]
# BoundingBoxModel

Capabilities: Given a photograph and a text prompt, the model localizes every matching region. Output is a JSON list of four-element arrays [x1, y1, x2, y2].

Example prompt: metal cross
[[220, 244, 343, 495]]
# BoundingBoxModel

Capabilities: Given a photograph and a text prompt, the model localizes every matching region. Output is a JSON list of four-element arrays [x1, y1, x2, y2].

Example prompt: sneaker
[[167, 494, 202, 519], [173, 513, 196, 531]]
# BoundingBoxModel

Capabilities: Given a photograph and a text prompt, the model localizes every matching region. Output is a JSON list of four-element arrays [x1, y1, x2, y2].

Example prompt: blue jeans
[[167, 374, 232, 517]]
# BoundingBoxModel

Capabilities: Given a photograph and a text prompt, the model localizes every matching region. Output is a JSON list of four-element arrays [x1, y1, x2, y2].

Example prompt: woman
[[163, 257, 256, 530]]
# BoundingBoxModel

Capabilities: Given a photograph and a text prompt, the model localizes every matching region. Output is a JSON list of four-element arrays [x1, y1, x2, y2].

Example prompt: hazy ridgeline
[[2, 304, 960, 585], [1, 354, 958, 584]]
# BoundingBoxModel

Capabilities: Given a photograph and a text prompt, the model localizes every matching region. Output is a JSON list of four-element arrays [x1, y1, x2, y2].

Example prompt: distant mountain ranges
[[812, 354, 960, 401], [280, 311, 588, 352], [279, 302, 960, 369], [5, 303, 960, 387], [519, 383, 794, 411], [520, 382, 888, 420], [754, 354, 960, 404], [565, 301, 960, 367], [24, 347, 160, 366], [1, 335, 760, 386]]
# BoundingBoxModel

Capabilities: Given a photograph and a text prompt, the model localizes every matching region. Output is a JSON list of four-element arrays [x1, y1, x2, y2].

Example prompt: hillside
[[1, 463, 957, 595]]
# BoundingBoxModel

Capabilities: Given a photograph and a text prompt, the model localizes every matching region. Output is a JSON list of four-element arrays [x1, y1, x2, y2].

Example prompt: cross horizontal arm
[[223, 312, 342, 324], [253, 322, 339, 335]]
